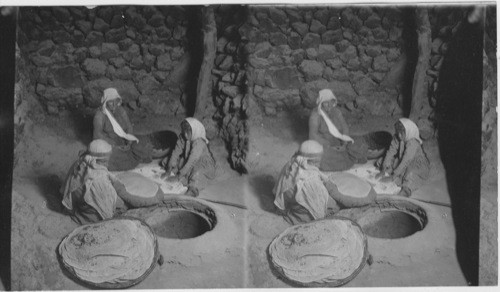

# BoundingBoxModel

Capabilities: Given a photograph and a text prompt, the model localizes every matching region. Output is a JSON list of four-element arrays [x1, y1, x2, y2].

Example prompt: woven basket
[[268, 216, 368, 287], [58, 216, 159, 289]]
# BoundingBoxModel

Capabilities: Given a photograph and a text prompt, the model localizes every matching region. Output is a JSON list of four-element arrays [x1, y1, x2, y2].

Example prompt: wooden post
[[194, 6, 217, 119], [409, 8, 432, 121]]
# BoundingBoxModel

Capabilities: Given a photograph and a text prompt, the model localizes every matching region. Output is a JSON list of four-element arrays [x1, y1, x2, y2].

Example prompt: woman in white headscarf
[[93, 88, 154, 171], [376, 118, 430, 197], [309, 89, 369, 171], [161, 118, 217, 197], [273, 140, 342, 224], [61, 140, 160, 224]]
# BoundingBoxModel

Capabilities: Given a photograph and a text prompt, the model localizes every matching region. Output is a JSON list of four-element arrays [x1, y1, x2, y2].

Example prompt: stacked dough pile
[[59, 218, 156, 286], [269, 218, 366, 286]]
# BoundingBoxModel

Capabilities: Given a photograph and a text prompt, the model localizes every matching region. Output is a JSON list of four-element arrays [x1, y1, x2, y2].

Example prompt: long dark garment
[[94, 109, 177, 171], [320, 132, 392, 172]]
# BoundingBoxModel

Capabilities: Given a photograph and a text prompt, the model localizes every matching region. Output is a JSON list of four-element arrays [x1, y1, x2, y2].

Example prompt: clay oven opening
[[125, 199, 218, 239], [336, 199, 428, 239]]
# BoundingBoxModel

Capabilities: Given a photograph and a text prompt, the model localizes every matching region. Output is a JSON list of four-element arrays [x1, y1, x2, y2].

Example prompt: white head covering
[[398, 118, 423, 144], [88, 139, 112, 157], [185, 117, 209, 144], [273, 141, 331, 221], [100, 88, 139, 143], [299, 140, 324, 157], [316, 89, 354, 143]]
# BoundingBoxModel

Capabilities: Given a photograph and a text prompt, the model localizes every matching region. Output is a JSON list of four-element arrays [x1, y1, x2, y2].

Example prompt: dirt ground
[[10, 104, 495, 289]]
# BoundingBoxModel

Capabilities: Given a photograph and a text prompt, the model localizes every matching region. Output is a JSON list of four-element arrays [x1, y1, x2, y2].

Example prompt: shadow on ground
[[36, 174, 65, 214], [247, 174, 277, 213]]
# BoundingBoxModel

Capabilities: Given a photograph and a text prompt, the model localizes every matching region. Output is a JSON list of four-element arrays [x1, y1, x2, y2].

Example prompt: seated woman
[[273, 140, 344, 225], [376, 118, 430, 197], [161, 118, 217, 198], [61, 140, 159, 225], [309, 89, 369, 172], [93, 88, 153, 171]]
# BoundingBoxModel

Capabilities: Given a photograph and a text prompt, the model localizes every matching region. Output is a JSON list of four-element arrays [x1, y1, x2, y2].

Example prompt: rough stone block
[[149, 43, 165, 56], [366, 45, 382, 57], [272, 67, 302, 89], [37, 40, 56, 57], [321, 29, 343, 45], [167, 54, 190, 84], [69, 7, 86, 20], [326, 58, 343, 69], [148, 13, 165, 27], [222, 85, 240, 98], [156, 53, 172, 71], [292, 22, 309, 37], [313, 9, 330, 25], [100, 43, 119, 59], [327, 15, 341, 30], [171, 47, 184, 60], [302, 33, 321, 49], [219, 55, 234, 71], [389, 27, 402, 41], [339, 45, 357, 62], [299, 60, 324, 81], [53, 30, 71, 44], [89, 46, 101, 59], [123, 43, 140, 62], [346, 58, 361, 71], [323, 67, 334, 81], [130, 56, 144, 70], [113, 66, 133, 80], [359, 54, 373, 71], [373, 54, 389, 72], [317, 44, 336, 61], [93, 17, 109, 32], [76, 20, 92, 35], [82, 58, 107, 78], [306, 48, 318, 59], [331, 67, 350, 81], [74, 47, 88, 63], [352, 74, 378, 95], [288, 32, 302, 50], [358, 7, 373, 21], [260, 18, 279, 33], [365, 15, 381, 29], [110, 14, 125, 29], [373, 27, 388, 40], [105, 27, 127, 43], [137, 74, 160, 94], [143, 53, 156, 69], [47, 66, 83, 88], [285, 8, 302, 23], [85, 31, 105, 47], [270, 32, 288, 46], [249, 57, 271, 69], [386, 48, 400, 62], [96, 7, 115, 23], [310, 19, 326, 34]]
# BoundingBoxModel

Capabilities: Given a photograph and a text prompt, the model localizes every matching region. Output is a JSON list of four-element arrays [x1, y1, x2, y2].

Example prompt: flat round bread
[[58, 218, 157, 288], [269, 217, 367, 287], [328, 172, 371, 198], [117, 172, 159, 199]]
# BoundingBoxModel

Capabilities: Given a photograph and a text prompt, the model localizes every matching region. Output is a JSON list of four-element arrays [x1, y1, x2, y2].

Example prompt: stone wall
[[479, 6, 497, 285], [239, 6, 406, 117], [18, 6, 190, 116], [212, 6, 250, 172]]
